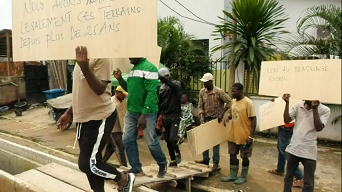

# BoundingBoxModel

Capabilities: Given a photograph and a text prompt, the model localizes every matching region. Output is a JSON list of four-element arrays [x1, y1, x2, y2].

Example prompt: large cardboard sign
[[259, 97, 301, 131], [12, 0, 157, 61], [259, 59, 341, 104], [187, 119, 231, 156], [116, 99, 127, 132]]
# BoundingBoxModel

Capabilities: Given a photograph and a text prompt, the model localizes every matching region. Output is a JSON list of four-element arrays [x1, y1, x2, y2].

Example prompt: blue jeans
[[203, 144, 220, 164], [277, 127, 303, 179], [123, 112, 167, 172], [202, 117, 220, 164]]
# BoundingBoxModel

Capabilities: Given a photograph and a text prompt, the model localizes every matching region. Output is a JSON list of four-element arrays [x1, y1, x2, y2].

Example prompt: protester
[[221, 83, 256, 185], [158, 68, 182, 167], [57, 46, 135, 192], [103, 86, 128, 167], [195, 73, 231, 171], [282, 94, 331, 192], [113, 58, 168, 178], [179, 93, 195, 142]]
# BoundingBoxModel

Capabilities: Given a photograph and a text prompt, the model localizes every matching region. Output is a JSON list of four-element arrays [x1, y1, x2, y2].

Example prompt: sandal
[[267, 169, 284, 176]]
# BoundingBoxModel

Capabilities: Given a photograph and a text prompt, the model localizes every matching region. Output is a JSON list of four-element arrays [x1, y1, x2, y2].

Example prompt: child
[[178, 93, 194, 144], [103, 86, 128, 167]]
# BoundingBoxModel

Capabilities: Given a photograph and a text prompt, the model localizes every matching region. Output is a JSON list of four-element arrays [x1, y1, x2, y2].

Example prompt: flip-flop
[[268, 169, 284, 176]]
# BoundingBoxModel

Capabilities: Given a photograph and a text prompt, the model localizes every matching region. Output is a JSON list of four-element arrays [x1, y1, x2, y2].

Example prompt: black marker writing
[[71, 26, 81, 40], [52, 0, 81, 10], [268, 75, 287, 82], [99, 22, 120, 35], [46, 32, 64, 48], [20, 11, 71, 34], [25, 0, 44, 14], [98, 6, 141, 20], [294, 66, 329, 72], [77, 11, 95, 22], [20, 37, 41, 49]]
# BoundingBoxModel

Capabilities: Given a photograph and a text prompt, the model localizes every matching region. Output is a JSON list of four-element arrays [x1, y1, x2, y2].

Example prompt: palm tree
[[284, 4, 341, 58], [212, 0, 289, 94], [157, 16, 210, 96]]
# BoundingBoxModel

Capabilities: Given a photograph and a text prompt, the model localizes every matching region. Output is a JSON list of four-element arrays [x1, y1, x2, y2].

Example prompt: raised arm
[[283, 94, 292, 124], [75, 47, 111, 95], [312, 100, 331, 132], [113, 68, 128, 92]]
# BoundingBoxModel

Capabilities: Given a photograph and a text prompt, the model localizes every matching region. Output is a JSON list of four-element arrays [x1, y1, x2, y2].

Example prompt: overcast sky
[[0, 0, 12, 30]]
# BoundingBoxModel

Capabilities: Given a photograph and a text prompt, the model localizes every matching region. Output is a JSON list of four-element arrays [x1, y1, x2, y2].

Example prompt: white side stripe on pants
[[89, 119, 117, 179]]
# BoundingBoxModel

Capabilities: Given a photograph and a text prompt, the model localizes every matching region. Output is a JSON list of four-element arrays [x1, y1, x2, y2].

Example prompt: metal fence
[[187, 61, 259, 95]]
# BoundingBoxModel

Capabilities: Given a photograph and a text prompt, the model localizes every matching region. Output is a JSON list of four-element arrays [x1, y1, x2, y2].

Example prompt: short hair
[[232, 83, 244, 91]]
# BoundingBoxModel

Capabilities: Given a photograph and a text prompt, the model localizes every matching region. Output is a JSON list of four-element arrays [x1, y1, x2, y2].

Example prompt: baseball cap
[[116, 86, 128, 96], [200, 73, 213, 82], [159, 68, 170, 77]]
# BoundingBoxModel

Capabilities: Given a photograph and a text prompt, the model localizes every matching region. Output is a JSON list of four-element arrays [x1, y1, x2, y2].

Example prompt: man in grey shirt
[[282, 93, 331, 192]]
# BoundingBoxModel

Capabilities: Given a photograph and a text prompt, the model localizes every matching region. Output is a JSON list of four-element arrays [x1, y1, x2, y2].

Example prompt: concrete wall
[[251, 96, 342, 142], [0, 170, 44, 192]]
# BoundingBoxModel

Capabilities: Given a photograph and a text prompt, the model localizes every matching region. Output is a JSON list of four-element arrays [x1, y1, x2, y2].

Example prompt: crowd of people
[[57, 48, 331, 192]]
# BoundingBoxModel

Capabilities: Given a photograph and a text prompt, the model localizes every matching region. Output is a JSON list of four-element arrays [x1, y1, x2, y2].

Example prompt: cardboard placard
[[259, 97, 301, 131], [116, 98, 127, 132], [187, 119, 231, 156], [12, 0, 157, 61], [258, 59, 341, 104]]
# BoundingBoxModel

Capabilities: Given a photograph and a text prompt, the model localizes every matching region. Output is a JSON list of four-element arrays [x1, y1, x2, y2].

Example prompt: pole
[[228, 0, 237, 95], [6, 32, 11, 78]]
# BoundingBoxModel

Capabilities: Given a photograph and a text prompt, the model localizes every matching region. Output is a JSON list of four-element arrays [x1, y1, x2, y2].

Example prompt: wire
[[159, 0, 216, 26], [173, 0, 217, 26]]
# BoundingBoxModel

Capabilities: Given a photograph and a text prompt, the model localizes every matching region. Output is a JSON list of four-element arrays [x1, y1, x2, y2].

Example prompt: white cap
[[159, 68, 170, 77], [200, 73, 213, 82]]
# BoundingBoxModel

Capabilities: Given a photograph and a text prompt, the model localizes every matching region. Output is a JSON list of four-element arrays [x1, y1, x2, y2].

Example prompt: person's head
[[200, 73, 214, 90], [129, 58, 143, 65], [304, 100, 312, 109], [115, 86, 128, 101], [181, 93, 189, 104], [232, 83, 244, 99], [159, 68, 170, 79]]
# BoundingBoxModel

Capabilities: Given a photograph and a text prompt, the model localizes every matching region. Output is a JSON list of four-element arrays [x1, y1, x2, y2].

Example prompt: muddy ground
[[0, 107, 341, 192]]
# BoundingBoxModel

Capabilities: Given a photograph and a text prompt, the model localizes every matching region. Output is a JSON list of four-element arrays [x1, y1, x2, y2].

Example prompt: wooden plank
[[259, 97, 301, 131], [12, 0, 158, 61], [258, 59, 341, 104], [187, 119, 231, 156], [16, 169, 84, 192], [185, 177, 191, 192], [35, 163, 92, 191], [134, 186, 159, 192]]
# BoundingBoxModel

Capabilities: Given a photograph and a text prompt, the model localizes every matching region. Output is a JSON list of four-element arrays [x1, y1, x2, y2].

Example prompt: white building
[[158, 0, 342, 141]]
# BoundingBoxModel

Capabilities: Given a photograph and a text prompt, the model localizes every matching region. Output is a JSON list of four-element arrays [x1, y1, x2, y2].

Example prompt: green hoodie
[[119, 58, 159, 115]]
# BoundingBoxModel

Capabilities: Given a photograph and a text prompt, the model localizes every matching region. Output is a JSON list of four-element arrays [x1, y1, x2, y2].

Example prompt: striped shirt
[[198, 86, 232, 118]]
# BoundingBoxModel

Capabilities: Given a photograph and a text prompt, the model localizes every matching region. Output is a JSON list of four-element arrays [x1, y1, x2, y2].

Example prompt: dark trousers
[[103, 132, 128, 167], [284, 153, 316, 192], [77, 111, 122, 191], [162, 116, 181, 161], [277, 127, 303, 179], [203, 117, 220, 164]]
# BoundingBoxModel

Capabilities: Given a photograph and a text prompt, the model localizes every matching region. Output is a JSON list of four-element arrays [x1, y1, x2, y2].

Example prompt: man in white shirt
[[282, 93, 331, 192]]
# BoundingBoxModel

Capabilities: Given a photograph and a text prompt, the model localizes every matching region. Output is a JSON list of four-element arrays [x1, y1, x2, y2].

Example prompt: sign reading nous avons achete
[[12, 0, 157, 61]]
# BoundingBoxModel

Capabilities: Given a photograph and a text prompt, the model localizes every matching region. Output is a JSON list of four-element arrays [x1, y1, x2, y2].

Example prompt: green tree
[[212, 0, 289, 94], [157, 16, 210, 103], [284, 4, 342, 58]]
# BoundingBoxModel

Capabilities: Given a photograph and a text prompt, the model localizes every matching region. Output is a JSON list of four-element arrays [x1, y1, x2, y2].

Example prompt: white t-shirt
[[286, 102, 331, 161]]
